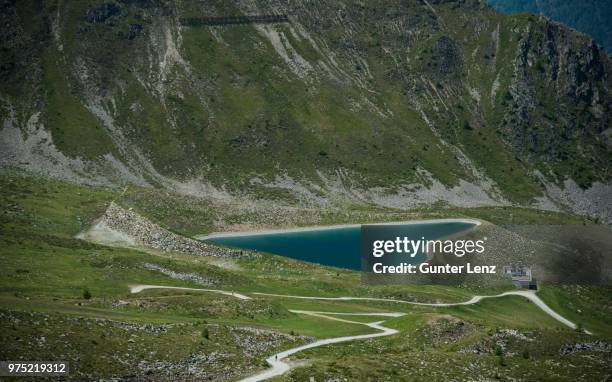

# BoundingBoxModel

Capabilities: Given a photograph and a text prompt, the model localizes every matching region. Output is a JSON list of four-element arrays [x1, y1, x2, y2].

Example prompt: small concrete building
[[503, 264, 537, 290]]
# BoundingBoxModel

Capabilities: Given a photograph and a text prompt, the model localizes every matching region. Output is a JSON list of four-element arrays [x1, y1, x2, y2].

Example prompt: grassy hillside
[[1, 169, 611, 380], [1, 0, 611, 378]]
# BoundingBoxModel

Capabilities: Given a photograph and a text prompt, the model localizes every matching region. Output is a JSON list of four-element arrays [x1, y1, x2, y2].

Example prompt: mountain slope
[[487, 0, 612, 52], [1, 0, 611, 221]]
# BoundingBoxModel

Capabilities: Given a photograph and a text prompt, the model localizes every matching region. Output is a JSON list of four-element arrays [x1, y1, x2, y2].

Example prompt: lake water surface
[[202, 220, 477, 270]]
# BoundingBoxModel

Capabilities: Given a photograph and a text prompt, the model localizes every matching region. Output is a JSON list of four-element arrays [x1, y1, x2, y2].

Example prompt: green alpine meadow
[[0, 0, 611, 380]]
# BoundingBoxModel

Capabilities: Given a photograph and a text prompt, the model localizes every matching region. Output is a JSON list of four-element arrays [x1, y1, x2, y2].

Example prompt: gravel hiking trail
[[131, 284, 590, 381]]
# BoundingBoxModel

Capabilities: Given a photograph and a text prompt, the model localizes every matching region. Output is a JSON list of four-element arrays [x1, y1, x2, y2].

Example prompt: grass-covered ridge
[[1, 169, 611, 380]]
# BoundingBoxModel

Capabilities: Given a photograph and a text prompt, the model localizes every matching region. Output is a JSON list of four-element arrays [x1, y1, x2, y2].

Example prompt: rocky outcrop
[[560, 341, 612, 355], [85, 2, 122, 23], [99, 202, 249, 258], [230, 326, 312, 358], [434, 36, 463, 76], [504, 18, 610, 160], [141, 262, 221, 285]]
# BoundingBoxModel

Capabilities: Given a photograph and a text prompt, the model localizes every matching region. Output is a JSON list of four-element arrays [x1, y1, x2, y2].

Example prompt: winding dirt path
[[129, 284, 590, 381], [239, 310, 403, 382], [253, 290, 588, 332], [129, 284, 251, 300]]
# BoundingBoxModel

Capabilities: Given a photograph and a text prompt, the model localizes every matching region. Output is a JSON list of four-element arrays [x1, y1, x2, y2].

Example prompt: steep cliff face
[[487, 0, 612, 52], [0, 0, 611, 220], [503, 20, 610, 182]]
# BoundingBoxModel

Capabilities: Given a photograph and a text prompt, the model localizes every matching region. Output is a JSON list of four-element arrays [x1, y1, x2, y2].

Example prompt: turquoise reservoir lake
[[202, 220, 477, 270]]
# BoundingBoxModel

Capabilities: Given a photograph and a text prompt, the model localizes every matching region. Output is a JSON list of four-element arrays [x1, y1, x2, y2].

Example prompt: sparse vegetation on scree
[[1, 0, 611, 223]]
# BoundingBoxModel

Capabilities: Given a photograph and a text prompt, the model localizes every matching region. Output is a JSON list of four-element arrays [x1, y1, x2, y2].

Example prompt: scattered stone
[[560, 341, 612, 355], [141, 262, 220, 286]]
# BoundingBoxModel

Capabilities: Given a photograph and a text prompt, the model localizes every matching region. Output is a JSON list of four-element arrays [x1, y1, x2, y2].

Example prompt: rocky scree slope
[[81, 201, 248, 257], [0, 0, 611, 221]]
